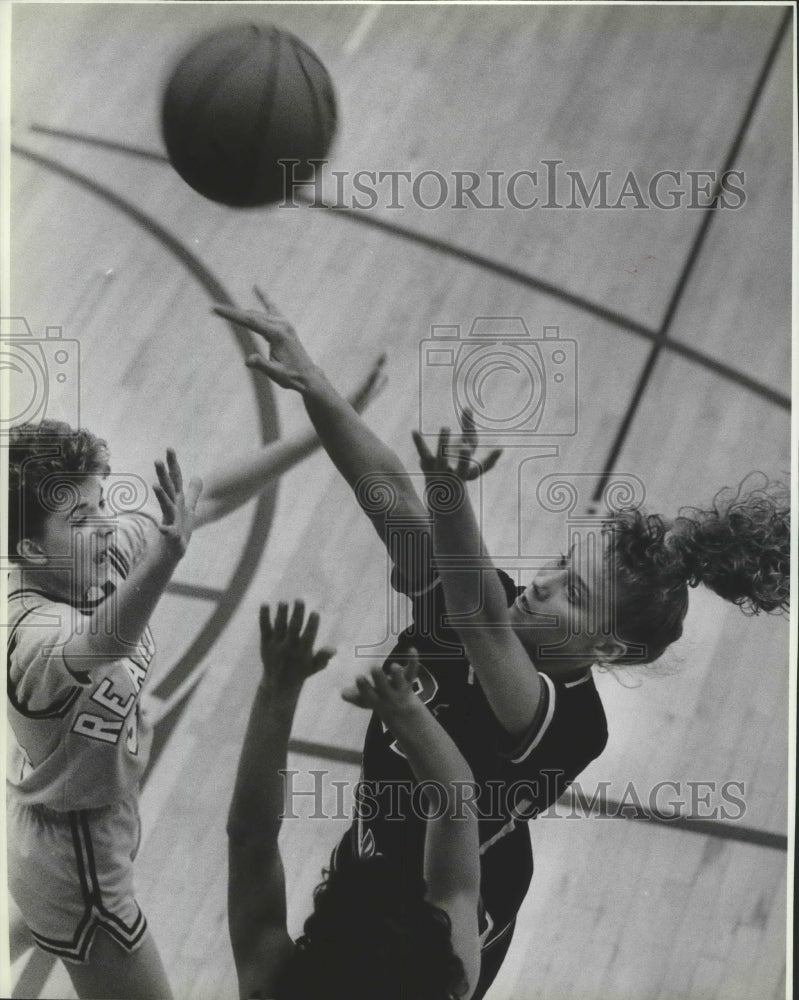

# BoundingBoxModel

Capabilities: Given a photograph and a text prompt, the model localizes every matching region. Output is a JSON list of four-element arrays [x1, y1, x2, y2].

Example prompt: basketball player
[[213, 294, 789, 999], [5, 360, 384, 999], [227, 600, 482, 1000]]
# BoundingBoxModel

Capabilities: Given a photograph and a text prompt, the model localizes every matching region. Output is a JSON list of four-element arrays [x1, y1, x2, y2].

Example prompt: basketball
[[161, 23, 338, 207]]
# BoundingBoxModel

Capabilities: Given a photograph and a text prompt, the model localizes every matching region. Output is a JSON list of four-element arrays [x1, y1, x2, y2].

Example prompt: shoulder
[[7, 585, 89, 713], [554, 670, 606, 728], [503, 671, 607, 765], [7, 576, 84, 643]]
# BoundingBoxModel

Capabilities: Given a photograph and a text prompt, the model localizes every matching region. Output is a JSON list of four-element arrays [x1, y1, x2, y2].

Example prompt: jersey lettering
[[72, 712, 124, 744], [90, 678, 135, 718], [124, 658, 148, 692], [126, 704, 140, 755]]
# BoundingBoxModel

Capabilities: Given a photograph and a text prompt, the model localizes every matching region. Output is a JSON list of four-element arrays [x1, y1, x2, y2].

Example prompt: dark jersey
[[333, 567, 608, 954]]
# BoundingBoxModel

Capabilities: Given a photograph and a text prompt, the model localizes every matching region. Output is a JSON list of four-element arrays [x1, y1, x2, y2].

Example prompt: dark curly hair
[[7, 420, 110, 560], [602, 474, 789, 665], [275, 855, 468, 1000]]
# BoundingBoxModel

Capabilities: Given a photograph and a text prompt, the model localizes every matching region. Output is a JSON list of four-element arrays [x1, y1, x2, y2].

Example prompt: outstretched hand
[[152, 448, 203, 559], [412, 409, 502, 483], [214, 287, 388, 413], [259, 600, 336, 695], [213, 286, 319, 393], [341, 649, 422, 721]]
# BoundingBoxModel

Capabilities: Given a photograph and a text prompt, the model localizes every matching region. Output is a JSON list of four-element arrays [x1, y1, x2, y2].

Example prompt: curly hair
[[275, 855, 468, 1000], [7, 420, 110, 560], [603, 474, 789, 665]]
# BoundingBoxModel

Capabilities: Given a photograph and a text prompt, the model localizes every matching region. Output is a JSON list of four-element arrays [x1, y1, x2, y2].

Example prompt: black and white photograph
[[2, 2, 794, 999]]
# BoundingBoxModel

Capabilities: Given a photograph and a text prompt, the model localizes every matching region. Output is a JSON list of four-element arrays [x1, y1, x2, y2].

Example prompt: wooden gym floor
[[4, 4, 794, 999]]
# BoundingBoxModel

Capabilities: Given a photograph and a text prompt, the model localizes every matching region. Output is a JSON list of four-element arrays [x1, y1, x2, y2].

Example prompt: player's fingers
[[340, 687, 362, 706], [370, 665, 392, 698], [343, 674, 377, 707], [358, 674, 378, 696], [288, 600, 305, 638], [468, 448, 503, 481], [387, 662, 408, 690], [259, 604, 273, 642], [460, 407, 477, 440], [245, 355, 299, 390], [273, 602, 289, 641], [459, 410, 477, 455], [456, 448, 474, 481], [212, 303, 259, 329], [300, 610, 320, 651], [245, 354, 279, 373], [411, 430, 435, 467], [154, 459, 177, 502], [165, 448, 184, 495], [437, 426, 452, 464], [405, 647, 421, 684], [152, 484, 174, 525], [311, 646, 337, 672], [341, 682, 370, 709], [213, 304, 282, 341]]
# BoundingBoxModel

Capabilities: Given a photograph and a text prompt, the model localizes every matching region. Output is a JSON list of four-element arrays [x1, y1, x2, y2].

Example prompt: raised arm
[[212, 292, 432, 590], [413, 424, 543, 738], [192, 349, 386, 528], [342, 655, 481, 999], [227, 601, 335, 1000], [64, 449, 202, 663]]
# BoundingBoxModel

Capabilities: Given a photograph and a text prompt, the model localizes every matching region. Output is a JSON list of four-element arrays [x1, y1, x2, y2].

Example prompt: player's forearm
[[389, 702, 475, 792], [433, 494, 542, 736], [389, 706, 481, 899], [65, 538, 181, 662], [432, 485, 509, 620], [227, 683, 300, 844], [301, 373, 432, 582], [301, 372, 408, 494]]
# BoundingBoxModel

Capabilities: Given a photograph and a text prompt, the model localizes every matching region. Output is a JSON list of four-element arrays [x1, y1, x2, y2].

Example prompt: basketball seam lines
[[251, 26, 282, 198]]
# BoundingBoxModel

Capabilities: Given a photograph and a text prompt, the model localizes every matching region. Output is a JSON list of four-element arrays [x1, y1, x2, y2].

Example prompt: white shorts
[[7, 794, 147, 963]]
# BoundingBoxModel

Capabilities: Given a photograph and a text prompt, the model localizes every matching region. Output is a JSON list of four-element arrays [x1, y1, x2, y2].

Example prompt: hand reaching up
[[341, 649, 422, 725], [259, 600, 336, 697], [412, 409, 502, 484], [152, 448, 202, 559]]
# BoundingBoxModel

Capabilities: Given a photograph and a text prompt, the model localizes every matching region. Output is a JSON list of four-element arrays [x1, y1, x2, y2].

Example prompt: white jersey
[[6, 512, 158, 810]]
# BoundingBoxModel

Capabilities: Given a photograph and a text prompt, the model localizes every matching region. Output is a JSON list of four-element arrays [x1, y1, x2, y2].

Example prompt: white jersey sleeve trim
[[509, 673, 556, 764], [394, 570, 441, 599], [563, 671, 593, 688]]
